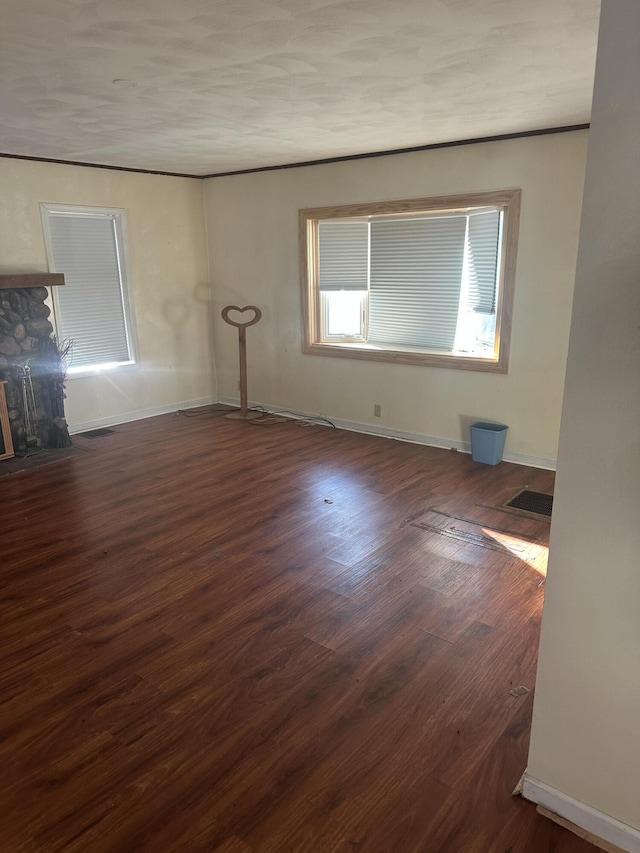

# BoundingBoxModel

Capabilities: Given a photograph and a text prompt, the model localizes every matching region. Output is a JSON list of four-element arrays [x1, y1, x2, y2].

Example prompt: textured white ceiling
[[0, 0, 600, 176]]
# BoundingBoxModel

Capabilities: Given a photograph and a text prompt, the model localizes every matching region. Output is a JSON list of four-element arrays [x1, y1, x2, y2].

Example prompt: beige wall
[[204, 131, 587, 466], [0, 158, 215, 429], [527, 0, 640, 839]]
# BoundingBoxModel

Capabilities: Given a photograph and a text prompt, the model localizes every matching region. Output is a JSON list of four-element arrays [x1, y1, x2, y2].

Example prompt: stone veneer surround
[[0, 280, 70, 453]]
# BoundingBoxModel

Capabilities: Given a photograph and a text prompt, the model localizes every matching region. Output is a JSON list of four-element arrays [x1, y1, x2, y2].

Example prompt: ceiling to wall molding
[[1, 0, 600, 177]]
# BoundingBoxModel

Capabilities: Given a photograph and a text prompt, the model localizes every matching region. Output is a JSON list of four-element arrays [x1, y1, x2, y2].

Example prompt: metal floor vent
[[506, 489, 553, 517], [79, 428, 115, 438]]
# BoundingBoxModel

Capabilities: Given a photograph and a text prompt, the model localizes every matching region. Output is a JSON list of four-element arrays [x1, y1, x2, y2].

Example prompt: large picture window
[[41, 203, 137, 375], [300, 189, 520, 372]]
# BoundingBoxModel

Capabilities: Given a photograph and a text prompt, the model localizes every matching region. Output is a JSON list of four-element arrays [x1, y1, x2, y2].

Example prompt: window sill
[[303, 341, 508, 373]]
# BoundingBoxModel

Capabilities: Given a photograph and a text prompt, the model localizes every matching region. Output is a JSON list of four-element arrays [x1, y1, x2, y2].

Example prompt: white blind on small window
[[48, 213, 131, 367], [318, 220, 369, 291], [466, 210, 501, 314], [368, 216, 467, 350]]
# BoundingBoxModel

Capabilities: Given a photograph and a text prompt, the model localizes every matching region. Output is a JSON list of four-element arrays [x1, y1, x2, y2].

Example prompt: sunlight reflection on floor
[[483, 529, 549, 576]]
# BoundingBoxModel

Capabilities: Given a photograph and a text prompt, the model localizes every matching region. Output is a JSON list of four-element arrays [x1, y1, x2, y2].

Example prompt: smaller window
[[40, 203, 137, 375], [300, 189, 520, 373], [322, 290, 367, 340]]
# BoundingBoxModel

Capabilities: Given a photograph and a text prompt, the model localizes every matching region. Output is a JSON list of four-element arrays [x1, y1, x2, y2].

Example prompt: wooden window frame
[[300, 189, 521, 373]]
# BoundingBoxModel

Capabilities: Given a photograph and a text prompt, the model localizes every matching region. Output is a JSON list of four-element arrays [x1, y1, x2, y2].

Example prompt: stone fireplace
[[0, 274, 71, 455]]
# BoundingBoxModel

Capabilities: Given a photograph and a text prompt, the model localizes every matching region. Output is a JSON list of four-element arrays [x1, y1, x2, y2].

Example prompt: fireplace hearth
[[0, 274, 71, 455]]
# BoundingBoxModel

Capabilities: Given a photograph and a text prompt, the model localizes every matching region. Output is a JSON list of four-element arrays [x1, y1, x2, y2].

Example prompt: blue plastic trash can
[[469, 422, 508, 465]]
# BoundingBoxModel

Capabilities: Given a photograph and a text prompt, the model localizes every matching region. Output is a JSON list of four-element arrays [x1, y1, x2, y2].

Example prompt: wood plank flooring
[[1, 407, 597, 852]]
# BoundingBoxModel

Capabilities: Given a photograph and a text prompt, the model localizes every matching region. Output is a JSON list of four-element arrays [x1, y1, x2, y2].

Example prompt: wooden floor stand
[[221, 304, 262, 419]]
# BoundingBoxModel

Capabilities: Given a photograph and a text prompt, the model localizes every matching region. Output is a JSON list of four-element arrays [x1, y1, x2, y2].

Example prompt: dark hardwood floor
[[1, 407, 597, 852]]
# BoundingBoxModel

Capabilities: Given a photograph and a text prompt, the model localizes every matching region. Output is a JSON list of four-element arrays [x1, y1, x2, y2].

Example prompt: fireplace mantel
[[0, 273, 65, 290]]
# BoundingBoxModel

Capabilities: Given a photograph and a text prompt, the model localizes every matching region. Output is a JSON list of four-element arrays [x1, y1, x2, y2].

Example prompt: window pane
[[324, 291, 365, 337], [454, 310, 496, 354]]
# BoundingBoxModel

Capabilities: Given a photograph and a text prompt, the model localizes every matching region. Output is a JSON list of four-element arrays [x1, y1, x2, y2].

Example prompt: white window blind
[[46, 210, 133, 369], [368, 215, 467, 350], [466, 210, 501, 315], [317, 208, 503, 352], [318, 221, 369, 291]]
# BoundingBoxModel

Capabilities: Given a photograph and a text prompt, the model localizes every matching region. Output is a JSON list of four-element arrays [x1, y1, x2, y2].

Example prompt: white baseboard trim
[[68, 396, 218, 435], [217, 396, 556, 470], [523, 774, 640, 853]]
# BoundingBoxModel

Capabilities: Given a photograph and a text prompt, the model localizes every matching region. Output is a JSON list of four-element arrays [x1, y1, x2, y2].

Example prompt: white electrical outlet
[[374, 404, 381, 417]]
